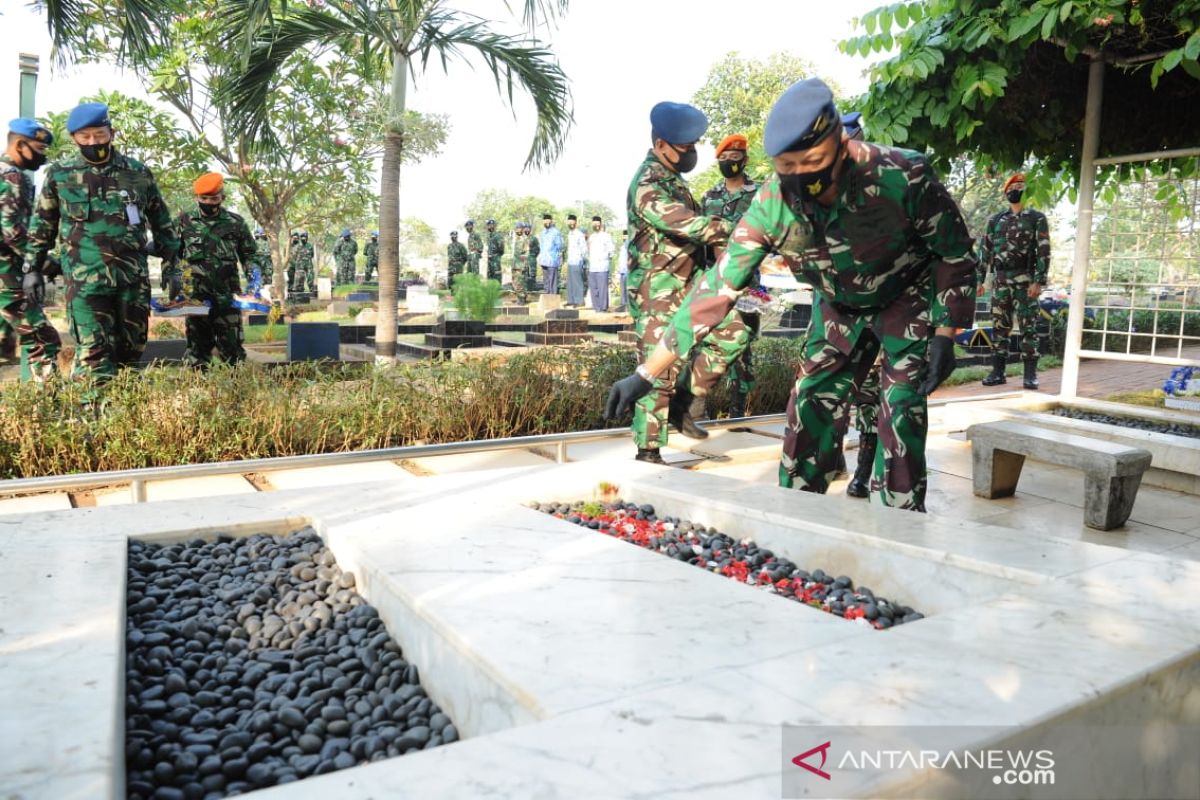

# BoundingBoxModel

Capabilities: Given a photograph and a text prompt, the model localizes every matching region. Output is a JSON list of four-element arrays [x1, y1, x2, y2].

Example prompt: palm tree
[[221, 0, 574, 362]]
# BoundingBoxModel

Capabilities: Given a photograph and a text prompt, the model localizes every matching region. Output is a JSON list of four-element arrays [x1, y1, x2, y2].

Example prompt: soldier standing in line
[[485, 218, 504, 282], [166, 173, 256, 367], [363, 230, 379, 283], [446, 230, 468, 288], [286, 231, 300, 291], [295, 231, 315, 293], [511, 221, 530, 304], [464, 219, 483, 277], [525, 222, 541, 294], [622, 100, 732, 464], [978, 173, 1050, 390], [608, 79, 976, 510], [250, 227, 274, 286], [333, 228, 358, 285], [26, 102, 179, 380], [0, 118, 61, 381]]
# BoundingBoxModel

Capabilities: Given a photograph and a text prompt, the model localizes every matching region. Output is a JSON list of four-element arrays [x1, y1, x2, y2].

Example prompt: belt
[[829, 300, 887, 317]]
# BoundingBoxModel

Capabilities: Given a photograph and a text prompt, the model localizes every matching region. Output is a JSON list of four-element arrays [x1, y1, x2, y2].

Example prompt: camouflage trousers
[[511, 260, 531, 304], [852, 361, 882, 435], [468, 254, 481, 277], [336, 258, 356, 284], [65, 278, 150, 379], [527, 260, 540, 293], [487, 256, 502, 282], [780, 284, 934, 511], [628, 264, 690, 449], [687, 307, 753, 401], [287, 264, 297, 291], [185, 306, 245, 367], [0, 288, 62, 382], [990, 279, 1040, 361], [364, 259, 377, 283]]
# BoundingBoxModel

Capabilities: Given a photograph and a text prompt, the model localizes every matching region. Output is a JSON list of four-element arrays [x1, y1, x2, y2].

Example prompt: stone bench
[[965, 421, 1152, 530]]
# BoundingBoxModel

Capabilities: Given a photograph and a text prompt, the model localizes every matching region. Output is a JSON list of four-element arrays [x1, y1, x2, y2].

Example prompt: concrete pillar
[[18, 53, 38, 117]]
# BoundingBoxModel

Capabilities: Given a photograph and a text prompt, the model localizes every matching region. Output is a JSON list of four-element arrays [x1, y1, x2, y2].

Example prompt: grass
[[1103, 389, 1167, 408], [940, 355, 1063, 388]]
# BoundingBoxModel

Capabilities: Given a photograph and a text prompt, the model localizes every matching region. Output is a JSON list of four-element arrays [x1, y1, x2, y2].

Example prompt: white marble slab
[[0, 492, 73, 515]]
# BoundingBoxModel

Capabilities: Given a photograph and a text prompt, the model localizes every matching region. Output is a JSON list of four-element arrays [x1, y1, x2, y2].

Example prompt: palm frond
[[414, 10, 573, 170], [509, 0, 570, 32], [40, 0, 170, 64]]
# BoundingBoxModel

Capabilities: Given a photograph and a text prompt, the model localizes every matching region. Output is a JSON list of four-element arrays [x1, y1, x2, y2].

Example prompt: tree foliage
[[842, 0, 1200, 204], [462, 189, 615, 234]]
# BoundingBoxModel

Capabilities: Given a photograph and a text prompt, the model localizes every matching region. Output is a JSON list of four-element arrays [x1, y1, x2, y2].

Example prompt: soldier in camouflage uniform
[[294, 231, 315, 293], [286, 231, 300, 290], [485, 219, 504, 282], [608, 80, 976, 510], [978, 173, 1049, 390], [525, 222, 540, 293], [27, 102, 179, 381], [165, 173, 256, 366], [333, 229, 358, 285], [464, 220, 483, 277], [0, 118, 61, 382], [446, 230, 468, 288], [250, 228, 273, 285], [363, 231, 379, 283], [511, 222, 530, 303], [624, 101, 733, 463]]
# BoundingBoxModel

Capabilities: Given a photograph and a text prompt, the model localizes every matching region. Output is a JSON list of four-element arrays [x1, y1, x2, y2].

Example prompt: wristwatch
[[635, 364, 654, 382]]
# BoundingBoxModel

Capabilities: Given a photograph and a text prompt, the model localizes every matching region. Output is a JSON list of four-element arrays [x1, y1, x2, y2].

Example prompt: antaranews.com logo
[[791, 740, 1054, 786]]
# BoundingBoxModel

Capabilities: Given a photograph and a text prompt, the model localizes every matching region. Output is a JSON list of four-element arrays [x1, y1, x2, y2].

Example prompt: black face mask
[[199, 203, 221, 217], [719, 159, 745, 179], [779, 139, 843, 201], [19, 144, 48, 171], [667, 144, 698, 174], [79, 143, 112, 164], [1006, 189, 1024, 204]]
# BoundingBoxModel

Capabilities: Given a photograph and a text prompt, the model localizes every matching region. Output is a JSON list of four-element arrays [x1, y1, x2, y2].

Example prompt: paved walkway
[[939, 350, 1200, 401]]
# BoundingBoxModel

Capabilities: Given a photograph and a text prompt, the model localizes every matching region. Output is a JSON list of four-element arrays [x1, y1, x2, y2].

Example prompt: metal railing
[[0, 415, 789, 503]]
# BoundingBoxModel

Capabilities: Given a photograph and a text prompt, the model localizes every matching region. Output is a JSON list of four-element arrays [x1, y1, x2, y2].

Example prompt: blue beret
[[841, 112, 863, 136], [486, 218, 495, 224], [371, 230, 378, 236], [764, 79, 841, 157], [649, 101, 708, 145], [254, 227, 264, 235], [465, 219, 475, 225], [66, 102, 111, 134], [341, 228, 351, 236], [8, 118, 53, 145]]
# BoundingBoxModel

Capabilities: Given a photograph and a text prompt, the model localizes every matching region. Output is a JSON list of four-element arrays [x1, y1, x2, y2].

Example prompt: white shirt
[[587, 230, 614, 272], [566, 227, 588, 267], [617, 240, 630, 275]]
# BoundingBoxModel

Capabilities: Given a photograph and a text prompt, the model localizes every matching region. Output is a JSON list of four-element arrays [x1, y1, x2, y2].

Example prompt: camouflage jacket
[[363, 240, 378, 264], [27, 151, 177, 287], [333, 237, 358, 261], [290, 242, 314, 268], [467, 231, 483, 258], [659, 142, 976, 357], [977, 208, 1049, 285], [512, 234, 529, 264], [253, 237, 272, 266], [0, 155, 34, 280], [169, 206, 255, 305], [487, 231, 505, 258], [527, 234, 540, 265], [447, 241, 468, 267], [702, 179, 758, 222], [626, 151, 731, 292]]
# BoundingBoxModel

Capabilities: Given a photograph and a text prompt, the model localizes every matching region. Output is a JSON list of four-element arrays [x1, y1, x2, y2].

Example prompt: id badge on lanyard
[[120, 190, 141, 226]]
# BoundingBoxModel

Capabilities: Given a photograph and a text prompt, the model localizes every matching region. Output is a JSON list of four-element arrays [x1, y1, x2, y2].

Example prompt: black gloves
[[605, 372, 654, 420], [22, 269, 45, 307], [917, 334, 956, 396], [168, 273, 183, 300]]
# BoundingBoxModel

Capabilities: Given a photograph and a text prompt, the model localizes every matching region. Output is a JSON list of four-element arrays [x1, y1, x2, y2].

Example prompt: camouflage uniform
[[0, 155, 61, 381], [168, 206, 255, 366], [251, 236, 273, 284], [286, 237, 299, 290], [466, 229, 483, 276], [526, 232, 541, 292], [978, 208, 1049, 361], [363, 237, 379, 282], [292, 239, 315, 293], [658, 144, 976, 510], [333, 236, 358, 285], [446, 238, 468, 287], [694, 179, 759, 411], [626, 151, 732, 449], [511, 230, 530, 303], [27, 151, 178, 379], [486, 230, 505, 282]]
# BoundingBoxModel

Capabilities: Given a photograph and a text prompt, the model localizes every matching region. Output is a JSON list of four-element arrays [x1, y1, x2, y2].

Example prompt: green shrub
[[451, 274, 503, 322]]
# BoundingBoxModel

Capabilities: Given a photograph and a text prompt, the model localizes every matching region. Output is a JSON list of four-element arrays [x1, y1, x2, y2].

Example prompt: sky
[[0, 0, 882, 239]]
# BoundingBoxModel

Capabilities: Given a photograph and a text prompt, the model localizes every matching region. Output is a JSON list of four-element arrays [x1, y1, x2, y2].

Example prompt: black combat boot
[[668, 389, 709, 439], [846, 433, 877, 498], [981, 354, 1007, 386], [635, 447, 665, 465], [729, 387, 746, 419], [1023, 359, 1039, 390]]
